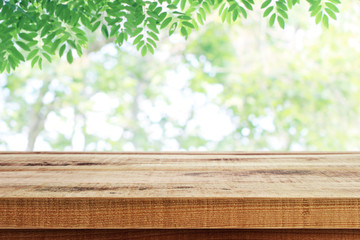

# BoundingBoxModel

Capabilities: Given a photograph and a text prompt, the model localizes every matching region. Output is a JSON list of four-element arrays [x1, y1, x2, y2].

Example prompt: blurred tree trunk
[[26, 80, 52, 151]]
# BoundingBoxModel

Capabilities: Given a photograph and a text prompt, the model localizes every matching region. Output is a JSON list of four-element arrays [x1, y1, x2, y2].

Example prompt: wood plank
[[1, 229, 360, 240], [1, 152, 360, 228]]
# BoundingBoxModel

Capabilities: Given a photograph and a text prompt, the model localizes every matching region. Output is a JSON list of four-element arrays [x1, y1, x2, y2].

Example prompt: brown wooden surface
[[1, 152, 360, 229], [1, 229, 360, 240]]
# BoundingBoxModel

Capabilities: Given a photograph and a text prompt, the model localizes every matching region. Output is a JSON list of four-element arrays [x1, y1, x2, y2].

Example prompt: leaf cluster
[[0, 0, 341, 72]]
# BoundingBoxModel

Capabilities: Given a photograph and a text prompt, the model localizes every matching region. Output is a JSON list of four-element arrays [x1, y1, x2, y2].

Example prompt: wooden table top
[[1, 152, 360, 229]]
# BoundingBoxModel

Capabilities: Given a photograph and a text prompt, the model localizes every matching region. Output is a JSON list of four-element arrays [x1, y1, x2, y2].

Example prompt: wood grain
[[1, 152, 360, 228], [1, 229, 360, 240]]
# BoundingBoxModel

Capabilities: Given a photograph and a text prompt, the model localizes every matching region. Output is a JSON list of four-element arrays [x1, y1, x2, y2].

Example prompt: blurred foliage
[[0, 0, 360, 151]]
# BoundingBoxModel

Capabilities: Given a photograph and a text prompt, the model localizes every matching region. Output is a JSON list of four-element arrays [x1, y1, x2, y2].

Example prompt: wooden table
[[1, 152, 360, 239]]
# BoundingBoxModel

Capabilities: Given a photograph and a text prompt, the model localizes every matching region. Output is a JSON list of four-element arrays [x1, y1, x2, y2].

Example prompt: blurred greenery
[[1, 0, 360, 151]]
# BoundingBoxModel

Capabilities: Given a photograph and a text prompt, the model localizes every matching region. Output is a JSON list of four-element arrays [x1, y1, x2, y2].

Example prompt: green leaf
[[192, 18, 199, 30], [315, 12, 322, 24], [160, 17, 172, 29], [180, 0, 186, 11], [67, 40, 77, 49], [167, 4, 177, 9], [27, 40, 38, 48], [169, 22, 178, 36], [263, 6, 274, 17], [180, 26, 188, 36], [229, 3, 237, 12], [16, 41, 31, 51], [158, 12, 167, 22], [310, 5, 322, 17], [277, 16, 285, 28], [27, 49, 39, 60], [287, 0, 293, 9], [67, 50, 73, 63], [269, 13, 276, 26], [322, 14, 329, 28], [325, 8, 337, 20], [182, 21, 195, 28], [147, 37, 157, 48], [40, 25, 52, 38], [239, 6, 247, 18], [277, 9, 288, 19], [59, 44, 66, 57], [92, 21, 101, 32], [200, 7, 207, 19], [197, 13, 204, 25], [76, 44, 83, 57], [141, 45, 147, 56], [261, 0, 272, 9], [42, 52, 52, 63], [133, 34, 143, 45], [276, 1, 288, 11], [147, 43, 154, 54], [241, 0, 253, 10], [232, 9, 239, 21], [131, 28, 143, 37], [149, 2, 157, 10], [101, 25, 109, 38], [147, 31, 159, 41], [8, 47, 25, 61], [325, 2, 339, 13], [8, 55, 17, 70], [38, 57, 43, 69], [19, 32, 36, 42], [136, 40, 145, 51], [147, 20, 159, 34], [31, 56, 39, 68], [221, 8, 228, 22], [203, 2, 211, 13], [51, 39, 62, 52]]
